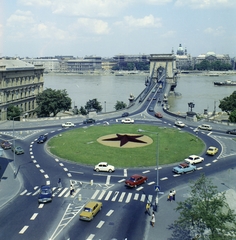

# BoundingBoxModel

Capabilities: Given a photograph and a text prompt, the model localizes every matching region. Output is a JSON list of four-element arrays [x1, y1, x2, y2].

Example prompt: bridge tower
[[149, 54, 177, 90]]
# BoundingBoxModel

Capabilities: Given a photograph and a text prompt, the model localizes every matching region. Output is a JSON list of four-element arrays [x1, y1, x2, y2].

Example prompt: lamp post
[[104, 101, 106, 113], [138, 129, 159, 212]]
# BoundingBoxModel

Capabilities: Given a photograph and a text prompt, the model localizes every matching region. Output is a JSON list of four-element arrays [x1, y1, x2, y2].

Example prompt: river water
[[44, 72, 236, 114]]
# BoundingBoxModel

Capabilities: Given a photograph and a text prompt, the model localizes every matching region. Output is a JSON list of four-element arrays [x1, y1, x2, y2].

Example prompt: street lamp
[[138, 129, 159, 212], [104, 101, 106, 113]]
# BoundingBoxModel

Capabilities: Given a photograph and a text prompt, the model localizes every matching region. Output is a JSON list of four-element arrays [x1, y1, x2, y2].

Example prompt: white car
[[198, 124, 212, 131], [94, 162, 115, 172], [121, 118, 134, 124], [62, 122, 75, 128], [175, 121, 185, 128], [185, 155, 204, 164]]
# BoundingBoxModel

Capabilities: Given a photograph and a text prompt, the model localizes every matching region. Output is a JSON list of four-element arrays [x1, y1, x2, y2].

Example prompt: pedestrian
[[145, 202, 151, 215], [57, 178, 62, 188], [167, 190, 173, 202], [151, 212, 155, 227], [70, 184, 74, 195], [172, 189, 176, 201]]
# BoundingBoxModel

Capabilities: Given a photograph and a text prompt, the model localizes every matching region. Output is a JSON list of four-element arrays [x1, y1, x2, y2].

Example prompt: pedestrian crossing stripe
[[19, 188, 153, 203]]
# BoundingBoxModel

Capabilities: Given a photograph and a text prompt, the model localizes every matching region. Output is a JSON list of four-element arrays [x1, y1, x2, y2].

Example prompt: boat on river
[[214, 80, 236, 86]]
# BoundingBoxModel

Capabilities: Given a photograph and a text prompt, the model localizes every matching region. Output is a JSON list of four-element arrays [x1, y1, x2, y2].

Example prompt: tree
[[35, 88, 72, 117], [84, 99, 102, 113], [174, 174, 236, 239], [219, 91, 236, 122], [7, 105, 23, 120], [114, 101, 127, 110], [79, 106, 87, 115]]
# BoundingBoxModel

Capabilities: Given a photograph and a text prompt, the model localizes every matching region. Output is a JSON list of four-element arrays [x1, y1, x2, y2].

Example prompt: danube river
[[44, 72, 236, 114]]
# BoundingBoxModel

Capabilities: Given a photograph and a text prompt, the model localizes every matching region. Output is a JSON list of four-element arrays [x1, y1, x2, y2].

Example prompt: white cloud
[[161, 30, 176, 38], [116, 15, 162, 29], [7, 10, 35, 27], [18, 0, 52, 7], [146, 0, 173, 5], [204, 26, 225, 36], [175, 0, 236, 8]]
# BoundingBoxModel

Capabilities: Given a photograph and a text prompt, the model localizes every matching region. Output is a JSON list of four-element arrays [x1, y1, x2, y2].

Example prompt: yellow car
[[79, 201, 102, 221], [206, 146, 218, 156]]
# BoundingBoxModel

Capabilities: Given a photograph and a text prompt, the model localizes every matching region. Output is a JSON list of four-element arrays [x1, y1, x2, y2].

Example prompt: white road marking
[[40, 169, 45, 173], [106, 210, 114, 216], [19, 226, 29, 234], [30, 213, 38, 220], [67, 173, 72, 177], [91, 190, 100, 199], [35, 164, 40, 168], [44, 174, 49, 179], [98, 190, 106, 200], [140, 194, 146, 202], [205, 163, 211, 166], [134, 193, 139, 200], [96, 221, 105, 228], [59, 163, 64, 166], [26, 192, 32, 196], [118, 179, 125, 183], [106, 175, 111, 185], [32, 159, 37, 163], [55, 158, 59, 162], [147, 181, 155, 185], [104, 191, 112, 201], [160, 177, 168, 181], [118, 192, 126, 202], [86, 234, 95, 240], [58, 188, 68, 197], [46, 180, 50, 185], [111, 191, 119, 201], [124, 169, 127, 177], [38, 204, 44, 208], [213, 159, 218, 162], [142, 170, 150, 174], [20, 190, 27, 195], [136, 186, 144, 191], [63, 168, 68, 172], [148, 195, 153, 202], [125, 193, 132, 203], [31, 156, 34, 159]]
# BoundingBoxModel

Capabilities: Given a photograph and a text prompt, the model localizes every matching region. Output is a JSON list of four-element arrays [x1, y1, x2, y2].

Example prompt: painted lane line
[[140, 194, 146, 202], [173, 174, 181, 177], [32, 160, 37, 163], [125, 193, 132, 203], [205, 163, 211, 166], [64, 190, 71, 198], [111, 191, 119, 201], [58, 188, 68, 197], [46, 180, 50, 185], [19, 226, 29, 234], [20, 190, 27, 196], [106, 175, 111, 185], [160, 177, 168, 181], [213, 159, 218, 162], [104, 191, 112, 201], [197, 167, 203, 170], [134, 193, 139, 200], [31, 156, 34, 159], [38, 204, 44, 208], [30, 213, 38, 220], [91, 190, 100, 199], [96, 221, 105, 228], [30, 151, 33, 154], [32, 190, 40, 196], [142, 170, 150, 174], [67, 173, 72, 177], [59, 163, 64, 166], [106, 210, 114, 216], [35, 164, 40, 168], [98, 190, 106, 200], [40, 169, 45, 173], [124, 169, 127, 177], [148, 181, 155, 185], [118, 192, 126, 202], [26, 192, 32, 196], [63, 168, 68, 172], [34, 186, 39, 190], [136, 186, 144, 191], [55, 158, 59, 162], [148, 195, 153, 202], [118, 179, 125, 183], [86, 234, 95, 240]]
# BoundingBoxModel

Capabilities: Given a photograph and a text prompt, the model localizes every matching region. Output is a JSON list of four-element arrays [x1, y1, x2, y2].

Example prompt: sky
[[0, 0, 235, 58]]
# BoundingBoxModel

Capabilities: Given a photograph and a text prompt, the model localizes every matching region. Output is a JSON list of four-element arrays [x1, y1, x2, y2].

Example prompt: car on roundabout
[[62, 122, 75, 128], [38, 185, 53, 203], [226, 129, 236, 135], [175, 120, 185, 128], [198, 124, 212, 131], [125, 174, 147, 188], [184, 155, 204, 164], [11, 145, 24, 155], [37, 134, 47, 143], [79, 201, 102, 221], [148, 107, 154, 112], [206, 146, 218, 156], [155, 112, 163, 118], [121, 112, 129, 117], [83, 118, 96, 124], [94, 162, 115, 172], [121, 118, 134, 124], [1, 140, 12, 150], [172, 163, 196, 174]]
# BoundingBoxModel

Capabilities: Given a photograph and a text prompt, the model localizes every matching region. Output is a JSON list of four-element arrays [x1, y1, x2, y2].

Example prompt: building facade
[[0, 59, 44, 121], [195, 52, 231, 65]]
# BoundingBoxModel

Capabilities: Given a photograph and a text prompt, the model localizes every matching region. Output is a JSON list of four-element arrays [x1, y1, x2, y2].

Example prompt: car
[[122, 112, 129, 117], [125, 174, 147, 188], [206, 146, 218, 156], [226, 129, 236, 135], [153, 97, 157, 100], [155, 112, 163, 118], [147, 98, 151, 101], [94, 162, 115, 172], [1, 140, 12, 150], [148, 107, 154, 112], [83, 118, 96, 124], [175, 120, 185, 128], [62, 122, 75, 128], [184, 155, 204, 164], [11, 145, 24, 155], [198, 124, 212, 131], [37, 135, 47, 143], [38, 185, 53, 203], [121, 118, 134, 124], [79, 201, 102, 221], [172, 163, 196, 174]]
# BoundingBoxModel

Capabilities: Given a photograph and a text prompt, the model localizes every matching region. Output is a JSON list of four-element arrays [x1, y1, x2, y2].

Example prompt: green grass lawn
[[47, 124, 205, 168]]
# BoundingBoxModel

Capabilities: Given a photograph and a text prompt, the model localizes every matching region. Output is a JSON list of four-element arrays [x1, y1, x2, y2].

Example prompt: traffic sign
[[154, 185, 160, 192]]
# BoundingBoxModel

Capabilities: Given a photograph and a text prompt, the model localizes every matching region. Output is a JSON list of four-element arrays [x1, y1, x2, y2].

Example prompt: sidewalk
[[0, 152, 22, 209]]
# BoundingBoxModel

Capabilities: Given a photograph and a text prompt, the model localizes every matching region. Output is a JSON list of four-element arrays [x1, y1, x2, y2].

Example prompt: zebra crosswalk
[[20, 187, 154, 204]]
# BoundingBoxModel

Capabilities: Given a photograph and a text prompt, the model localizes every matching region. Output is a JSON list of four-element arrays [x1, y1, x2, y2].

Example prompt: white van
[[198, 124, 212, 131]]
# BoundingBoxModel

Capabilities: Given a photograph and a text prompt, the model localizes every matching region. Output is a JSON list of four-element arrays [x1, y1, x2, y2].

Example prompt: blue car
[[37, 135, 47, 143], [38, 185, 53, 203], [173, 163, 196, 174]]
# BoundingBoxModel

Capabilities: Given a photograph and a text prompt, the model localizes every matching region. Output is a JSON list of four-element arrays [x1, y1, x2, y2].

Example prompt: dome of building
[[206, 51, 216, 57], [176, 44, 184, 55]]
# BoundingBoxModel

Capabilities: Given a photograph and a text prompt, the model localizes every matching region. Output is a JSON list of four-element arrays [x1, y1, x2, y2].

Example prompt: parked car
[[122, 112, 129, 117], [148, 107, 154, 112], [11, 145, 24, 155], [172, 163, 196, 174], [79, 201, 102, 221], [184, 155, 204, 164], [198, 124, 212, 131], [1, 140, 12, 150], [37, 135, 47, 143], [94, 162, 115, 172], [206, 146, 218, 156], [155, 112, 163, 118], [62, 122, 75, 128], [121, 118, 134, 124], [38, 185, 53, 203], [125, 174, 147, 188], [175, 121, 185, 128], [226, 129, 236, 135], [83, 118, 96, 124]]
